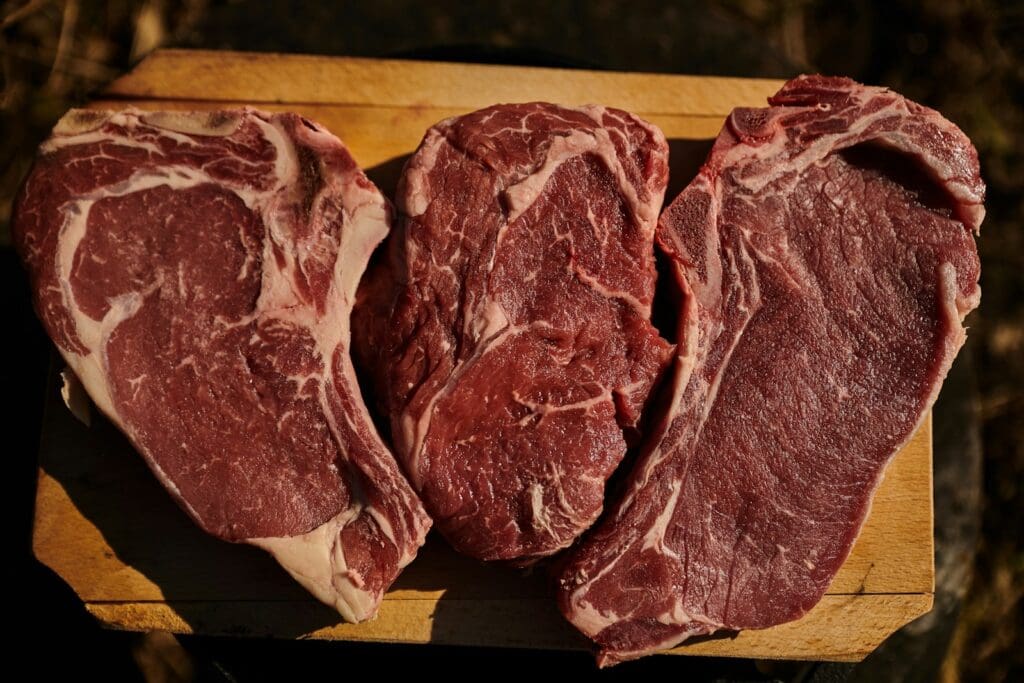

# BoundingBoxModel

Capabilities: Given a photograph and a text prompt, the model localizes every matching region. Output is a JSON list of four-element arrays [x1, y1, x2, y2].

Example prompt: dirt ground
[[2, 2, 1020, 681]]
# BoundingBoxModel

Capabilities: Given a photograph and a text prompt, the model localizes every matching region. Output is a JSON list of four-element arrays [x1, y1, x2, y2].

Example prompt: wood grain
[[105, 49, 782, 115], [32, 49, 935, 662], [85, 593, 933, 663]]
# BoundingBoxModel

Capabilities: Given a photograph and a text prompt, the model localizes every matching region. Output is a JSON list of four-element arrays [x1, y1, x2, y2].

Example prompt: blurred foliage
[[1, 1, 1020, 681], [0, 0, 206, 241]]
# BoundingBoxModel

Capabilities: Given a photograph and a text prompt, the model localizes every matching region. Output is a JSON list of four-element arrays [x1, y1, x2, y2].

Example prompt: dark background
[[2, 1, 1020, 681]]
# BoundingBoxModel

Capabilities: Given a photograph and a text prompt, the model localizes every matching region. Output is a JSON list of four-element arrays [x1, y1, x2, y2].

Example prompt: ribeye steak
[[556, 76, 984, 664], [354, 103, 674, 561], [14, 108, 431, 621]]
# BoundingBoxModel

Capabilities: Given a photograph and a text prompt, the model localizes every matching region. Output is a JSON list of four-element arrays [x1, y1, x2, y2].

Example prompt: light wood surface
[[32, 49, 935, 662]]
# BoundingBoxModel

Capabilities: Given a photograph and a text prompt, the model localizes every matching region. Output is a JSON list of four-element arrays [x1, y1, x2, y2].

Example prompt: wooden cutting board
[[32, 49, 934, 662]]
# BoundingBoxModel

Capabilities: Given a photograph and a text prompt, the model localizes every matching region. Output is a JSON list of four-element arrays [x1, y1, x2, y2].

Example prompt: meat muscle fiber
[[13, 108, 431, 621], [556, 76, 985, 664], [354, 103, 674, 562]]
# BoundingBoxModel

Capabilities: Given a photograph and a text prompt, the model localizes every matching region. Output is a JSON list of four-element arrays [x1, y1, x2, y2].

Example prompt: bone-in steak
[[355, 103, 674, 562], [14, 108, 431, 621], [556, 76, 984, 664]]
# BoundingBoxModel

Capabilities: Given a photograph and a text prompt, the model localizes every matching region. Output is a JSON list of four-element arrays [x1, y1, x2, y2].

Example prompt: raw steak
[[556, 76, 985, 664], [354, 103, 674, 561], [14, 108, 431, 621]]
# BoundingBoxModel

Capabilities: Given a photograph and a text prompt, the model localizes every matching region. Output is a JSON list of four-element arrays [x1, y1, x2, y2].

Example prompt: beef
[[354, 103, 674, 562], [13, 108, 431, 621], [556, 76, 985, 664]]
